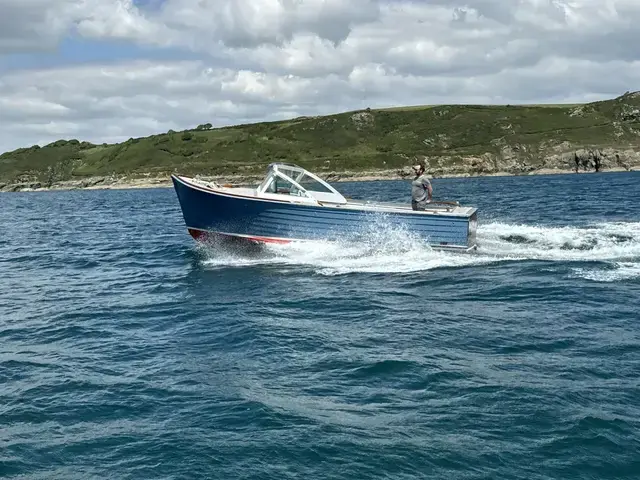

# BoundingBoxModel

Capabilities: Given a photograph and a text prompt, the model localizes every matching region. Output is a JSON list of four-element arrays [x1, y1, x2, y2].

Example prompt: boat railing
[[191, 177, 221, 190]]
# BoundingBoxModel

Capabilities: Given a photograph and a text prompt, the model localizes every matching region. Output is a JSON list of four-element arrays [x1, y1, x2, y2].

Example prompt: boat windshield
[[264, 175, 295, 195], [293, 173, 334, 194], [257, 163, 346, 204]]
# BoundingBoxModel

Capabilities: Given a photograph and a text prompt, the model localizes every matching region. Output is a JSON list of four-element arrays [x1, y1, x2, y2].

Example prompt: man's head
[[412, 164, 425, 175]]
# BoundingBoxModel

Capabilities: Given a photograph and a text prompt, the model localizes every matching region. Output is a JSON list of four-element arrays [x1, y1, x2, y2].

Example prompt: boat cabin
[[256, 163, 347, 205]]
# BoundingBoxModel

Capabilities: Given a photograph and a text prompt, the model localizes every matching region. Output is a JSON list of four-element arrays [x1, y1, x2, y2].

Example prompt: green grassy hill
[[2, 91, 640, 188]]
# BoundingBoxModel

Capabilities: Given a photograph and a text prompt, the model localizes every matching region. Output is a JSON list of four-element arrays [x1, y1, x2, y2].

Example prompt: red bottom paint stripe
[[186, 228, 475, 251], [187, 228, 292, 244]]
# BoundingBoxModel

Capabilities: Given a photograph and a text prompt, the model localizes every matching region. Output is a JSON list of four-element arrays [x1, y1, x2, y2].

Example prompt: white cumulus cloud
[[0, 0, 639, 152]]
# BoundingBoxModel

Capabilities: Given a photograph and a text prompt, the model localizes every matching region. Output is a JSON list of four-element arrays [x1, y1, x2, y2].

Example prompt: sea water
[[1, 172, 639, 479]]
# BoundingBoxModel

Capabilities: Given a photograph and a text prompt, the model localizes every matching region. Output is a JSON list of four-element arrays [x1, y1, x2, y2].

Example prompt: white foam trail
[[572, 263, 640, 282], [198, 220, 640, 280], [477, 221, 640, 261], [267, 238, 492, 276]]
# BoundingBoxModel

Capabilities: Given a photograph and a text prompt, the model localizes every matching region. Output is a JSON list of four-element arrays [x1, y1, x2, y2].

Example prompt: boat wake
[[197, 221, 640, 281], [478, 221, 640, 282]]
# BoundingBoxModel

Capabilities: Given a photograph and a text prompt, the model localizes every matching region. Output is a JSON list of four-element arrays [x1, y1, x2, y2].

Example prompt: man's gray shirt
[[411, 175, 431, 203]]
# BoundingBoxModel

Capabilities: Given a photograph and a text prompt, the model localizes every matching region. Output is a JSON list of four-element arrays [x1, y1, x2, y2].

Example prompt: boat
[[171, 163, 478, 252]]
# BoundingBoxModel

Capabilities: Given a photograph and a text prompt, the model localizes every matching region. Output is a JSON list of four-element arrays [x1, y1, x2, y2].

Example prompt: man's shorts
[[412, 200, 427, 211]]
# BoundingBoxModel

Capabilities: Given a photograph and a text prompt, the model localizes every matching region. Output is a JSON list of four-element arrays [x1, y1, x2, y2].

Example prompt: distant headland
[[2, 91, 639, 192]]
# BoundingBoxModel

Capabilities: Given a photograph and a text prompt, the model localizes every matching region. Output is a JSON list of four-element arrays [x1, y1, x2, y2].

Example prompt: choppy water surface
[[1, 172, 639, 479]]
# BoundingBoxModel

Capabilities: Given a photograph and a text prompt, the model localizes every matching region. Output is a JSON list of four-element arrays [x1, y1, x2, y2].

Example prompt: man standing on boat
[[411, 163, 433, 210]]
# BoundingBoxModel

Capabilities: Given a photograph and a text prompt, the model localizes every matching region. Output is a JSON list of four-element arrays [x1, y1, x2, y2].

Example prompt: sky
[[1, 0, 639, 152]]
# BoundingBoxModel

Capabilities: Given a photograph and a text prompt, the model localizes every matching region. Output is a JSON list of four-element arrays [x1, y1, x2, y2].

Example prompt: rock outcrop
[[394, 144, 640, 179], [350, 111, 374, 130]]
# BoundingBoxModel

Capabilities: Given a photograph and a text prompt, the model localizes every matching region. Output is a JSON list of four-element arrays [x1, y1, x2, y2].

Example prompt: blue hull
[[171, 175, 477, 250]]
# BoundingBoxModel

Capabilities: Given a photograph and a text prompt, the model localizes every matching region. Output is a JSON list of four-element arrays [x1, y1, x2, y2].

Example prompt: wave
[[478, 221, 640, 261], [571, 262, 640, 283], [197, 220, 640, 280]]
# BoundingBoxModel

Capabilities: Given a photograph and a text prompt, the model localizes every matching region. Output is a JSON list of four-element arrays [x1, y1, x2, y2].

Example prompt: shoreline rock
[[3, 144, 640, 192], [2, 164, 639, 193]]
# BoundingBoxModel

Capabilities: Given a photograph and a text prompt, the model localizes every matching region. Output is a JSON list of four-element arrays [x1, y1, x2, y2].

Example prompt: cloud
[[158, 0, 381, 48], [0, 0, 75, 53], [0, 60, 346, 149], [1, 0, 639, 152], [0, 0, 167, 54], [75, 0, 171, 44]]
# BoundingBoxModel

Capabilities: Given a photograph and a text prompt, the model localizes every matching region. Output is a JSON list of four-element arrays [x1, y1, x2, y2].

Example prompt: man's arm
[[425, 179, 433, 202]]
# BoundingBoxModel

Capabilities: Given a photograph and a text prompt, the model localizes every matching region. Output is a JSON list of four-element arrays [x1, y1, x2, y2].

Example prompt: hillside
[[2, 91, 640, 191]]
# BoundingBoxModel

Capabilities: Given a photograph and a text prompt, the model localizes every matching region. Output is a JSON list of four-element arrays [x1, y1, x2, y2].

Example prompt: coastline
[[2, 166, 639, 193]]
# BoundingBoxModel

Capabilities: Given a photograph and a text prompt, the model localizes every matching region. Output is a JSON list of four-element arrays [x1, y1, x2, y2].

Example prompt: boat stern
[[467, 209, 478, 250]]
